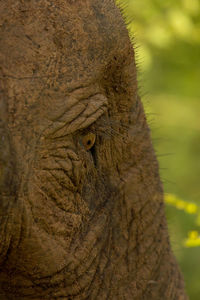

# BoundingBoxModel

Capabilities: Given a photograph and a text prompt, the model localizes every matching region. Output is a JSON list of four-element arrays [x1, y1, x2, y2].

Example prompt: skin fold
[[0, 0, 187, 299]]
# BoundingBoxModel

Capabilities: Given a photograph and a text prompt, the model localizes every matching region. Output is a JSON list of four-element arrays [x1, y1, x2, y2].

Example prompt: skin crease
[[0, 0, 188, 299]]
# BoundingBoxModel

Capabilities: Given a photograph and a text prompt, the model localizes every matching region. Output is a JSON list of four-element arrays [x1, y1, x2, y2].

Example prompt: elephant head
[[0, 0, 187, 299]]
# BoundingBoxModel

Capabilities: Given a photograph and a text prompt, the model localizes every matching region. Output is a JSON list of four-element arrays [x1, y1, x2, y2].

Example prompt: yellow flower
[[186, 203, 198, 214], [184, 231, 200, 247]]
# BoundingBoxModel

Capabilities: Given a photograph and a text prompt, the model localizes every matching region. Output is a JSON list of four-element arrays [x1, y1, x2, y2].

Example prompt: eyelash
[[77, 114, 129, 146], [97, 119, 130, 146]]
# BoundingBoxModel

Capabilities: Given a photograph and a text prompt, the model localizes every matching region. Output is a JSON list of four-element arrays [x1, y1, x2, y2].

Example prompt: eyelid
[[45, 94, 108, 139]]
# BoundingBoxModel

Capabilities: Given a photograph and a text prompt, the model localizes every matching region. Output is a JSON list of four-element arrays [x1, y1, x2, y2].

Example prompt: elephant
[[0, 0, 187, 299]]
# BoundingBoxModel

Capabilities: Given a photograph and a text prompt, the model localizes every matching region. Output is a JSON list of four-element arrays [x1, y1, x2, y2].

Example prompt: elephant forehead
[[0, 0, 131, 134], [0, 0, 129, 84]]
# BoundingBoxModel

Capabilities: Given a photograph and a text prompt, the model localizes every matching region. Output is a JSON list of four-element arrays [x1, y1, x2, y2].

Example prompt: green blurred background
[[117, 0, 200, 298]]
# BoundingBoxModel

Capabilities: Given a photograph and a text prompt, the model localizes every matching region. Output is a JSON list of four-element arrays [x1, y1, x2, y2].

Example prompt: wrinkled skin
[[0, 0, 187, 299]]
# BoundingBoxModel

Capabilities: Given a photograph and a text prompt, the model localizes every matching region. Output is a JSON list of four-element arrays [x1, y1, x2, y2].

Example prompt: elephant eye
[[82, 132, 96, 151]]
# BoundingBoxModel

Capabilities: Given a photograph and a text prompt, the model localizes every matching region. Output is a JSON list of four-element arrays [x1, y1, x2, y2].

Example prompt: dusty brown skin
[[0, 0, 187, 299]]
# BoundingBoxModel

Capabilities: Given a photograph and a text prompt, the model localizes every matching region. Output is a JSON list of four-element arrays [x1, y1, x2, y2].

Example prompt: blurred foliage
[[117, 0, 200, 299], [165, 194, 200, 247]]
